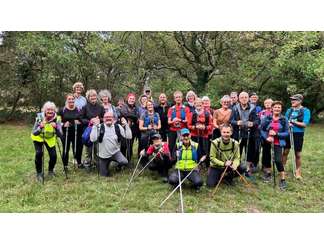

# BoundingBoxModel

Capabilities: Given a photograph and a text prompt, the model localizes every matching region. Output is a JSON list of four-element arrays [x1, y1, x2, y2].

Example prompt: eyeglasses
[[182, 134, 190, 137]]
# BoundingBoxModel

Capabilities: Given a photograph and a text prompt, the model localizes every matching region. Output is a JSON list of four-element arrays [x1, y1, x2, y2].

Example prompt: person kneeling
[[140, 133, 172, 183], [90, 112, 132, 177], [168, 128, 204, 191], [207, 124, 240, 188]]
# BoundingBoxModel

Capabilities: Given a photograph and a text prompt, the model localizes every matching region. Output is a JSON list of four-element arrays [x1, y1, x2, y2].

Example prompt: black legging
[[33, 141, 57, 174], [168, 130, 180, 161], [62, 125, 83, 166], [262, 141, 285, 172]]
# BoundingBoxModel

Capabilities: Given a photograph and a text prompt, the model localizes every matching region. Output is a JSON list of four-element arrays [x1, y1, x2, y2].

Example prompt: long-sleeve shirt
[[90, 123, 132, 159], [210, 138, 240, 169], [81, 102, 105, 126], [187, 110, 213, 138]]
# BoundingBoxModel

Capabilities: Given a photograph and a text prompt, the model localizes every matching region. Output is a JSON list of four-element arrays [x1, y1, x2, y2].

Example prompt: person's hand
[[266, 136, 274, 143], [237, 120, 243, 126], [247, 121, 253, 128], [51, 122, 57, 128], [39, 122, 45, 129], [64, 121, 70, 128], [92, 118, 100, 126], [74, 120, 81, 125], [199, 155, 206, 163], [231, 164, 237, 171], [225, 160, 232, 167], [153, 125, 159, 130], [148, 124, 153, 130], [140, 149, 145, 156], [269, 129, 276, 136]]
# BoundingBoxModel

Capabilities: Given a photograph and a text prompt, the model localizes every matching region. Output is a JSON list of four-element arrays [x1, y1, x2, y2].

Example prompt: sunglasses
[[182, 134, 190, 137]]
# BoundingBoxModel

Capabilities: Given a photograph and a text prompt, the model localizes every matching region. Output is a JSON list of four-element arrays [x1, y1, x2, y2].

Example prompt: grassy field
[[0, 123, 323, 213]]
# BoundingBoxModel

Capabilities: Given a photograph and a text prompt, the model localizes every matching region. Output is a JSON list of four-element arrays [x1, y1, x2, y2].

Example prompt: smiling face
[[220, 126, 232, 142], [89, 92, 97, 104], [239, 92, 249, 106], [187, 94, 195, 103], [101, 96, 109, 105], [181, 133, 191, 145], [140, 96, 148, 107], [272, 104, 282, 116], [74, 85, 83, 95], [250, 95, 258, 104], [231, 94, 238, 104], [202, 99, 210, 108], [291, 99, 301, 108], [264, 99, 273, 110], [221, 98, 231, 109], [128, 95, 135, 105], [159, 93, 167, 104], [45, 107, 55, 119], [146, 101, 154, 112], [174, 92, 183, 105], [66, 95, 75, 108], [195, 99, 203, 111], [103, 112, 114, 126]]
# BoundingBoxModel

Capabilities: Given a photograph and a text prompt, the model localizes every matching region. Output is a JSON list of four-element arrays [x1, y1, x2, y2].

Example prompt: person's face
[[291, 99, 301, 107], [75, 86, 82, 94], [141, 96, 148, 106], [128, 95, 135, 105], [221, 127, 232, 141], [272, 104, 282, 115], [182, 134, 191, 144], [264, 100, 272, 110], [174, 93, 183, 104], [67, 96, 75, 108], [231, 95, 238, 104], [239, 93, 249, 105], [203, 99, 210, 108], [153, 138, 162, 147], [222, 99, 231, 109], [187, 94, 195, 103], [250, 95, 258, 104], [104, 113, 114, 125], [118, 99, 124, 107], [145, 90, 151, 97], [159, 94, 167, 104], [195, 101, 202, 111], [45, 107, 55, 118], [89, 93, 97, 104], [102, 96, 109, 104], [147, 102, 153, 111]]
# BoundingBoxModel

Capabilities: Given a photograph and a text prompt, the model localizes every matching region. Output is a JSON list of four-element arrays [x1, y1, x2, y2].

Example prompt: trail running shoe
[[36, 173, 44, 183], [279, 179, 287, 190], [262, 173, 272, 183], [48, 171, 56, 178]]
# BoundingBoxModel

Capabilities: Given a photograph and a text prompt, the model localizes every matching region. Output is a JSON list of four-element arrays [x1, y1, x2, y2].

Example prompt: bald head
[[239, 91, 249, 106], [103, 111, 114, 125]]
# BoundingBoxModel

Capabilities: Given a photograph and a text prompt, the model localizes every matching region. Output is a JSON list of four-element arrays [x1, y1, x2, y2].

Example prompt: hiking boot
[[195, 186, 201, 193], [48, 171, 56, 178], [250, 165, 258, 174], [279, 179, 287, 191], [244, 171, 256, 182], [36, 173, 44, 183], [262, 173, 272, 183], [78, 163, 85, 169], [161, 177, 169, 183]]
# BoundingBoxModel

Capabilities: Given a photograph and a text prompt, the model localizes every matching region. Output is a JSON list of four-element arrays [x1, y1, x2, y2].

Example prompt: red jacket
[[167, 104, 189, 132], [187, 110, 213, 138], [146, 142, 171, 160]]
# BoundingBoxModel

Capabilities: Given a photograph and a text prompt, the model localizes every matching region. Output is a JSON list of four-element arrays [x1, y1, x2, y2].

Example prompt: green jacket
[[210, 138, 240, 169]]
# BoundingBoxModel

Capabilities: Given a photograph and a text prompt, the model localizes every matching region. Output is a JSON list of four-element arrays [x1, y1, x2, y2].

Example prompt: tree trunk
[[6, 91, 22, 121]]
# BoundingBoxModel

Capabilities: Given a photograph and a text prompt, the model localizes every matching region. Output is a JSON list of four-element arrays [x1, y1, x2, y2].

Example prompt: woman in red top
[[188, 98, 213, 160]]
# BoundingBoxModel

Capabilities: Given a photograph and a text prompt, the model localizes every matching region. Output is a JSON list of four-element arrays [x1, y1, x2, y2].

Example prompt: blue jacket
[[260, 115, 289, 147]]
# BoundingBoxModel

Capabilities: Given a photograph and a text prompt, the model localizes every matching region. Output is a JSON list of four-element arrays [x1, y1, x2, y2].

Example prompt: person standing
[[282, 94, 311, 179], [90, 112, 132, 177], [58, 94, 83, 170], [154, 93, 170, 142], [230, 91, 239, 109], [99, 89, 119, 120], [230, 91, 259, 176], [31, 101, 63, 182], [73, 82, 87, 110], [260, 101, 288, 190], [213, 95, 232, 139]]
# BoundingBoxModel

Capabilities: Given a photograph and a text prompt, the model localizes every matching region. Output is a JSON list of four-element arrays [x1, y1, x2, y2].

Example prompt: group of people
[[31, 82, 311, 191]]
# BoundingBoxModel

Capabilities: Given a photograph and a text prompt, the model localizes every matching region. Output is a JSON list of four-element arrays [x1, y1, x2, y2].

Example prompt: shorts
[[285, 132, 304, 152]]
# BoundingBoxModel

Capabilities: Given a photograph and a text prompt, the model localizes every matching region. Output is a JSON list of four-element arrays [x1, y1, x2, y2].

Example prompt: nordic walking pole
[[133, 148, 163, 179], [211, 165, 229, 196], [159, 156, 206, 208], [234, 169, 254, 190], [289, 125, 297, 177], [271, 141, 276, 188], [73, 123, 77, 170], [41, 131, 45, 185], [121, 154, 143, 200], [244, 128, 251, 171], [56, 136, 68, 179], [178, 169, 184, 213]]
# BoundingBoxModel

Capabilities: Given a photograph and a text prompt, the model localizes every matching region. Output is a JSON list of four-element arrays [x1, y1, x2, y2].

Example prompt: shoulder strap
[[205, 111, 210, 126], [98, 124, 105, 143], [114, 123, 122, 143]]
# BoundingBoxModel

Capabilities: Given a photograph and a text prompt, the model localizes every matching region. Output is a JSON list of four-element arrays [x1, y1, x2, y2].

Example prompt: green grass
[[0, 123, 323, 212]]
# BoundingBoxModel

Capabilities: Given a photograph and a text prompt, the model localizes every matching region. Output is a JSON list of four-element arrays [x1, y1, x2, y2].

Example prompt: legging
[[262, 141, 285, 172], [33, 141, 57, 174]]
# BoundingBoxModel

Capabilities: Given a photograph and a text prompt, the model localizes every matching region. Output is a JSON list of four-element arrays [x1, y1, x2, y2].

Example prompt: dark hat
[[250, 92, 257, 97], [151, 133, 161, 140], [290, 94, 304, 101]]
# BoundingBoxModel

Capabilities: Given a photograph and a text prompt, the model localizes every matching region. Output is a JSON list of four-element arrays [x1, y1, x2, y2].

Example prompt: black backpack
[[287, 107, 304, 122], [98, 123, 122, 143]]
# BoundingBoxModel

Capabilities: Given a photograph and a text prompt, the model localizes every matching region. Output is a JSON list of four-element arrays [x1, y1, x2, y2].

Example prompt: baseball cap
[[151, 133, 161, 140], [180, 128, 190, 136], [290, 94, 303, 101]]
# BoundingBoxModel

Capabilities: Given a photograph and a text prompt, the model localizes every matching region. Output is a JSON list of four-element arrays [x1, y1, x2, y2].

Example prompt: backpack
[[171, 105, 186, 121], [287, 107, 304, 122], [177, 142, 198, 161], [98, 123, 122, 143], [192, 111, 210, 127], [212, 139, 235, 160], [143, 111, 159, 127], [82, 125, 93, 147]]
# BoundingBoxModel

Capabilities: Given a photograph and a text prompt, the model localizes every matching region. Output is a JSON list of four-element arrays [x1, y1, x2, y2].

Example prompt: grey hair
[[186, 90, 197, 101], [201, 96, 210, 101], [230, 91, 238, 97], [85, 89, 97, 101], [42, 101, 57, 113], [99, 89, 112, 102], [220, 95, 231, 102]]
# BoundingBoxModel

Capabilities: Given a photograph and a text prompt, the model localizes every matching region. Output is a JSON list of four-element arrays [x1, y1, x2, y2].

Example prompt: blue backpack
[[82, 125, 93, 147]]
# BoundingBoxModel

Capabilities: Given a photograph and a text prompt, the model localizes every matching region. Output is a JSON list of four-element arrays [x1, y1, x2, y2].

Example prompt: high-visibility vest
[[175, 141, 198, 170], [31, 115, 61, 147]]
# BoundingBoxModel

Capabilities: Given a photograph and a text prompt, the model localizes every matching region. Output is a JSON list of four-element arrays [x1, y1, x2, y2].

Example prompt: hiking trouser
[[253, 136, 261, 168], [84, 144, 98, 166], [62, 126, 82, 166], [146, 157, 172, 177], [98, 151, 128, 176], [239, 137, 256, 164], [207, 167, 235, 187], [168, 130, 180, 162], [121, 137, 135, 163], [262, 142, 284, 172], [168, 169, 203, 189], [33, 141, 57, 174], [191, 136, 209, 158]]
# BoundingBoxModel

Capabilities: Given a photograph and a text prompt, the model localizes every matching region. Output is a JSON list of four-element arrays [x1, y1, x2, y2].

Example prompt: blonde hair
[[72, 82, 84, 92], [186, 90, 197, 101], [194, 97, 203, 106], [173, 90, 183, 98], [85, 89, 98, 101]]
